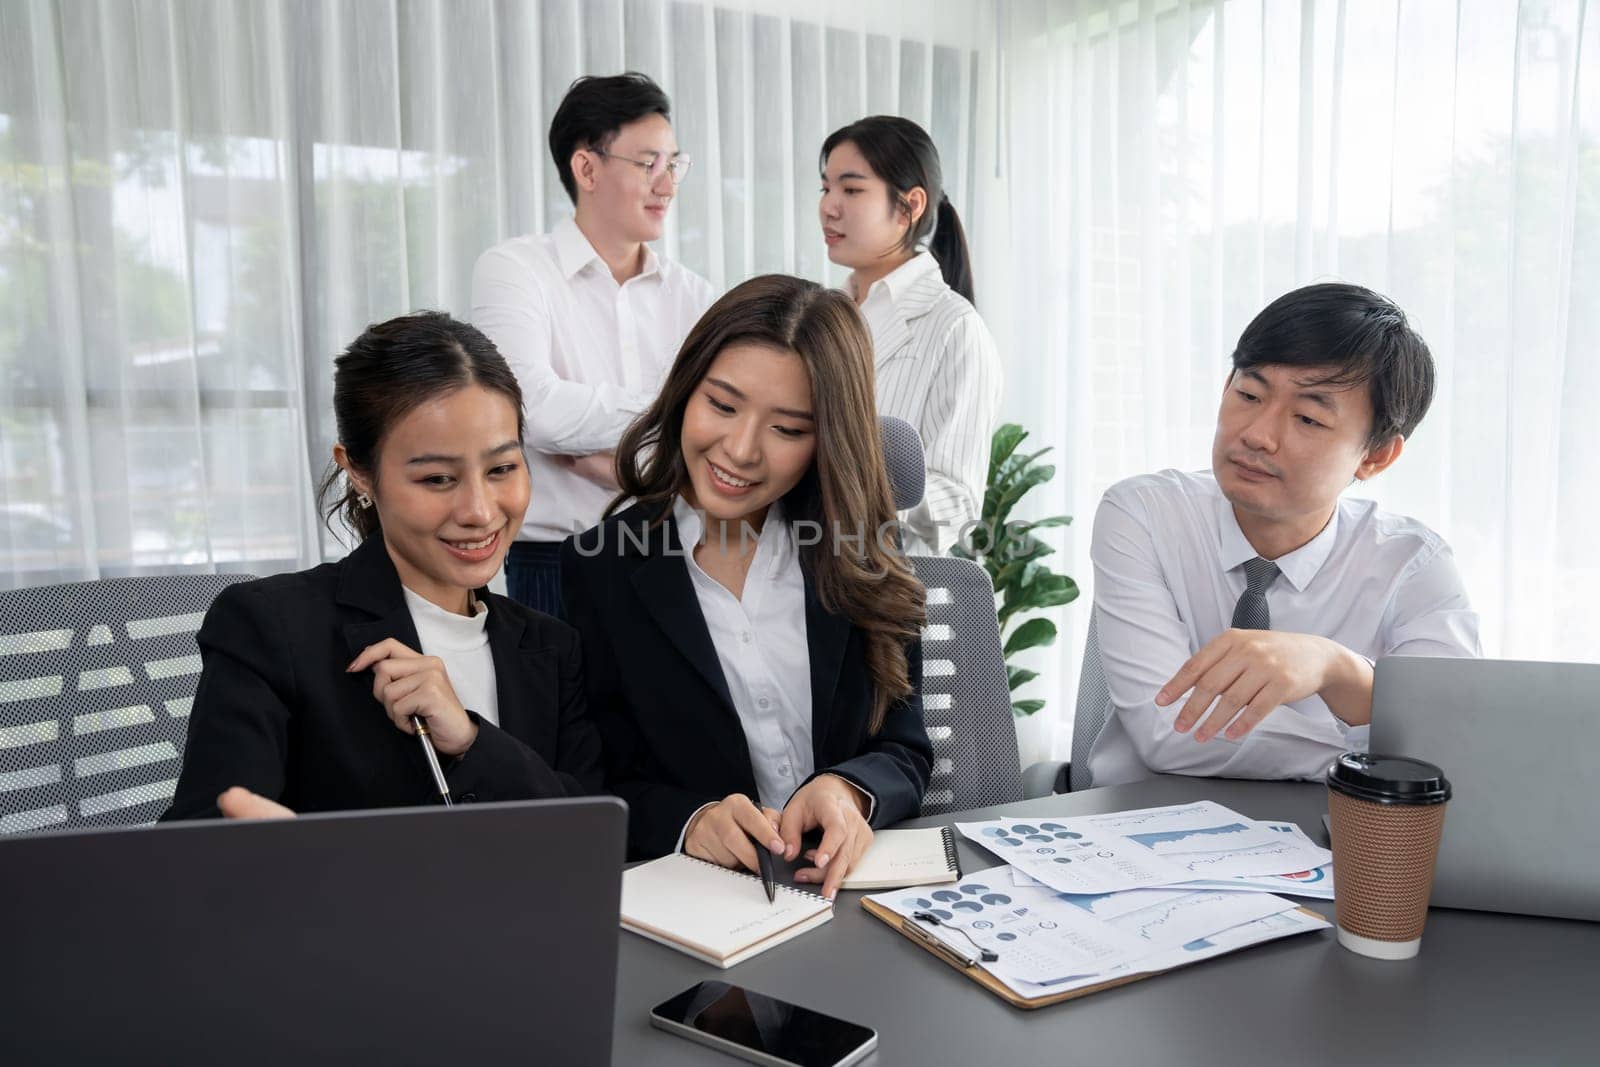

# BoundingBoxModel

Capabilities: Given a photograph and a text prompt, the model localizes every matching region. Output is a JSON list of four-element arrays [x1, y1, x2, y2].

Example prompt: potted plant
[[952, 424, 1079, 719]]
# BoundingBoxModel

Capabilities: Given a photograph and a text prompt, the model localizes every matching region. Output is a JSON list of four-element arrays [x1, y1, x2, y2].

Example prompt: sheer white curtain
[[1, 0, 990, 583], [991, 0, 1600, 758], [13, 0, 1590, 765]]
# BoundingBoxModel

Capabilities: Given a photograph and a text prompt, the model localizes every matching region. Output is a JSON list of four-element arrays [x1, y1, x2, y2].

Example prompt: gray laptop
[[1371, 656, 1599, 922], [0, 796, 627, 1065]]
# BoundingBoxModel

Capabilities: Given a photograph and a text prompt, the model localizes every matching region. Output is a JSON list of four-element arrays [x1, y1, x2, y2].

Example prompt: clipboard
[[860, 896, 1327, 1010]]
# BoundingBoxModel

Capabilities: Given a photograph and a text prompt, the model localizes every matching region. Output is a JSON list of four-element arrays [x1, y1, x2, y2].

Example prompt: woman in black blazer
[[561, 275, 932, 898], [165, 312, 600, 820]]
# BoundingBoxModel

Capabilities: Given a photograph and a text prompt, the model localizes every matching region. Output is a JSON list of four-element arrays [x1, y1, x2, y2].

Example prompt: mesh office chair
[[1068, 614, 1112, 792], [1020, 615, 1114, 795], [879, 416, 1025, 814], [0, 573, 252, 834]]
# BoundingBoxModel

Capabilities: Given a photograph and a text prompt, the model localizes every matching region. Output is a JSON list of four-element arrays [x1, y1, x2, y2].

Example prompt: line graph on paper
[[1126, 823, 1260, 854], [1107, 891, 1296, 951], [1086, 803, 1218, 832], [1177, 840, 1314, 873], [1125, 894, 1229, 941]]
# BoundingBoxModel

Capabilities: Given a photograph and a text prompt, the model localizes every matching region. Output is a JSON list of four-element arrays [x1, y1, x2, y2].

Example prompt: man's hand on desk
[[217, 786, 297, 820], [559, 451, 619, 490], [1156, 629, 1374, 743]]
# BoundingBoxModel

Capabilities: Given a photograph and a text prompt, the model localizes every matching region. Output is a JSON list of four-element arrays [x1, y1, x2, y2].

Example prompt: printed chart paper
[[956, 818, 1192, 894], [870, 865, 1320, 996], [989, 803, 1332, 892], [1179, 822, 1335, 899], [1076, 802, 1332, 880], [998, 907, 1333, 1001]]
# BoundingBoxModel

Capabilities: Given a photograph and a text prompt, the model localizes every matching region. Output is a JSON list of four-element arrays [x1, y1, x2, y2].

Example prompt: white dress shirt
[[674, 496, 814, 811], [854, 251, 1002, 555], [401, 587, 498, 727], [669, 497, 878, 849], [1085, 469, 1481, 786], [470, 217, 715, 542]]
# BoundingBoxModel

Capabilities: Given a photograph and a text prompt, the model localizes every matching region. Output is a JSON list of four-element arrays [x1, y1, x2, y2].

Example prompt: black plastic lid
[[1326, 752, 1451, 805]]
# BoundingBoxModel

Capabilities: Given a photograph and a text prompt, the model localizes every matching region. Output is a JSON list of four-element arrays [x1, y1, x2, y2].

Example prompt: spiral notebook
[[620, 853, 834, 968], [840, 827, 963, 890]]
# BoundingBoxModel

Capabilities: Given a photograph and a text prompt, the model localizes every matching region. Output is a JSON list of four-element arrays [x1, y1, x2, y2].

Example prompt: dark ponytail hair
[[315, 311, 526, 542], [820, 115, 975, 305]]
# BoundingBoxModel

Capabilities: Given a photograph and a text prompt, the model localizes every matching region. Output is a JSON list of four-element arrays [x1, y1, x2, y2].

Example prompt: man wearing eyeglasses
[[472, 72, 714, 619]]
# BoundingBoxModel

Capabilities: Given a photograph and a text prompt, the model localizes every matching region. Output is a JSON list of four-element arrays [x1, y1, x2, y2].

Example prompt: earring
[[356, 492, 372, 509]]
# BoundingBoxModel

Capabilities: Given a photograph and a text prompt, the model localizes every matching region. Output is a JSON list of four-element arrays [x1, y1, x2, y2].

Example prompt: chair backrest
[[878, 415, 926, 512], [911, 556, 1024, 814], [1068, 613, 1113, 791], [878, 416, 1021, 811], [0, 573, 253, 834]]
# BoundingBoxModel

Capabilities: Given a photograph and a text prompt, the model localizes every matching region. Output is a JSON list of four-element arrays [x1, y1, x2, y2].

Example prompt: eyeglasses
[[592, 147, 693, 185]]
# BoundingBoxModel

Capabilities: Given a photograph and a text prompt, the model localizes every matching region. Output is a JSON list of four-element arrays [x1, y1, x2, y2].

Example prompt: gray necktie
[[1231, 557, 1280, 630]]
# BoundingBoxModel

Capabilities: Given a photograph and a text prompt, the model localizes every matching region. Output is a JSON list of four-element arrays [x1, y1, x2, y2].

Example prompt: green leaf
[[994, 464, 1055, 528], [1013, 515, 1073, 532], [998, 533, 1054, 567], [991, 560, 1023, 593], [1007, 666, 1039, 691], [962, 522, 995, 557], [989, 424, 1028, 473], [994, 445, 1053, 481], [993, 555, 1050, 596], [1012, 699, 1046, 718], [987, 447, 1054, 502], [1001, 576, 1079, 626], [1003, 617, 1057, 655], [985, 448, 1050, 510]]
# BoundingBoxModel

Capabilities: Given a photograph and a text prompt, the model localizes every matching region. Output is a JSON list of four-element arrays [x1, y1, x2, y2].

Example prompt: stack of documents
[[867, 801, 1334, 1001]]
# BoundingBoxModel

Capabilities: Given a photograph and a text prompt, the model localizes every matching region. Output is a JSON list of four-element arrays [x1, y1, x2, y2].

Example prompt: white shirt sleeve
[[470, 248, 657, 456], [1384, 542, 1482, 658], [674, 801, 720, 854], [905, 313, 1002, 554], [816, 772, 877, 823], [1090, 489, 1352, 781]]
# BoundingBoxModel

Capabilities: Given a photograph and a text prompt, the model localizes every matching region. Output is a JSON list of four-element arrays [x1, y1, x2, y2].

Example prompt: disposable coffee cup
[[1325, 752, 1451, 961]]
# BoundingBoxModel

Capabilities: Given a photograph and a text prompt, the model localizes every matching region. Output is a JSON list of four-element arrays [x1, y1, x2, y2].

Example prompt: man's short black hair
[[548, 72, 672, 204], [1231, 282, 1436, 448]]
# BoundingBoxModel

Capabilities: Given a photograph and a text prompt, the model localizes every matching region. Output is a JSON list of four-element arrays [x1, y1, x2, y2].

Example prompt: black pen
[[756, 839, 776, 903]]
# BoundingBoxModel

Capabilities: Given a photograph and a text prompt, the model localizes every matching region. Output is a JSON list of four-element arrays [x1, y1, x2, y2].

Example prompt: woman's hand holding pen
[[685, 794, 784, 874], [347, 638, 477, 756], [780, 774, 873, 901]]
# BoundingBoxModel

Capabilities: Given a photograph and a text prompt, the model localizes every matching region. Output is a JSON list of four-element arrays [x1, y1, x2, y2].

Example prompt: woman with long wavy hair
[[560, 274, 930, 899]]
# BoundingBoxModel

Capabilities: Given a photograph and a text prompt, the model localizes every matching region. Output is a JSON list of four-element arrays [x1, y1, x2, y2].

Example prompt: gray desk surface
[[612, 775, 1599, 1066]]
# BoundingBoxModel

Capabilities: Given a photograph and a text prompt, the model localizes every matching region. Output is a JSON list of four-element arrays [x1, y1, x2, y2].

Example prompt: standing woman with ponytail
[[165, 312, 601, 820], [820, 116, 1002, 555]]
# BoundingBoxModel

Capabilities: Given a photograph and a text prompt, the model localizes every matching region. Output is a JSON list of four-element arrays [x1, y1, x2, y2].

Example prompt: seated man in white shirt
[[1085, 282, 1481, 786], [472, 72, 715, 618]]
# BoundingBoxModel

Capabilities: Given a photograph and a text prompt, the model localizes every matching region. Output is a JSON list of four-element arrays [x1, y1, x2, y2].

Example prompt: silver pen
[[411, 715, 454, 806]]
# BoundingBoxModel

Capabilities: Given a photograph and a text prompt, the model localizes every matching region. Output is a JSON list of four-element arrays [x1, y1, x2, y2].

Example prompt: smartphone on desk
[[650, 980, 877, 1067]]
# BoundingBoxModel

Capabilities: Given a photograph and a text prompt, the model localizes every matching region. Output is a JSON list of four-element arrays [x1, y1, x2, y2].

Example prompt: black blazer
[[560, 502, 932, 859], [164, 535, 602, 819]]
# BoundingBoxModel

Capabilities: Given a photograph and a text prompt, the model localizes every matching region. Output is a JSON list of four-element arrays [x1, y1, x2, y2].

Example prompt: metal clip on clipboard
[[902, 911, 999, 968]]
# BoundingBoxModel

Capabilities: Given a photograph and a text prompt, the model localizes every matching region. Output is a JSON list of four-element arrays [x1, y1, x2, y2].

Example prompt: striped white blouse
[[855, 251, 1003, 555]]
